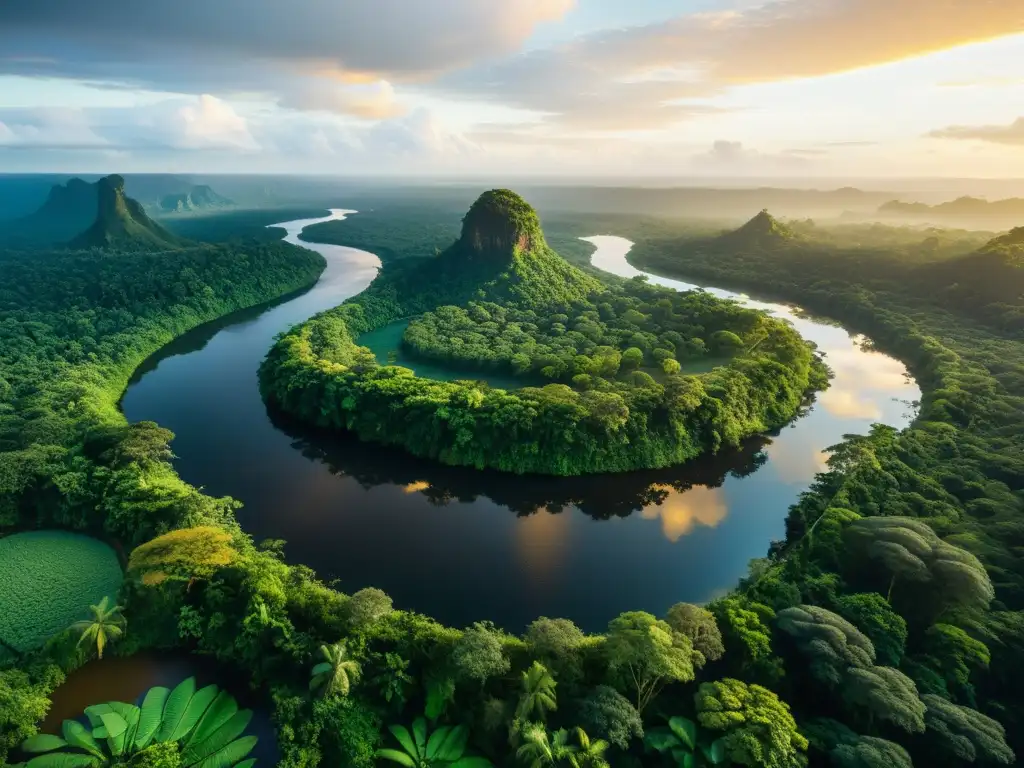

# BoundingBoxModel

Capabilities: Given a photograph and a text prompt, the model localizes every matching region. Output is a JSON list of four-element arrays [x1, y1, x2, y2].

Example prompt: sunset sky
[[1, 0, 1022, 176]]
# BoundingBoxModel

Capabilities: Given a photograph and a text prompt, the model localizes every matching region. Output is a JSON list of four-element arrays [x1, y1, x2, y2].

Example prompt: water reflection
[[121, 218, 919, 631], [641, 485, 728, 542], [270, 407, 768, 522]]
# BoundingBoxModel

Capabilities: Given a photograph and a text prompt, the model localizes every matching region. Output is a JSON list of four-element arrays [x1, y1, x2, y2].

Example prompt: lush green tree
[[0, 667, 61, 766], [844, 517, 994, 612], [376, 717, 491, 768], [71, 596, 125, 660], [525, 618, 586, 681], [922, 694, 1014, 765], [562, 727, 610, 768], [923, 623, 990, 704], [127, 526, 236, 588], [709, 597, 782, 684], [605, 611, 697, 713], [835, 593, 908, 667], [664, 603, 725, 665], [371, 652, 415, 707], [517, 662, 558, 724], [345, 587, 394, 628], [451, 622, 510, 684], [776, 605, 875, 686], [841, 666, 925, 733], [516, 723, 560, 768], [695, 679, 808, 768], [832, 736, 913, 768], [310, 641, 361, 698], [575, 686, 643, 751]]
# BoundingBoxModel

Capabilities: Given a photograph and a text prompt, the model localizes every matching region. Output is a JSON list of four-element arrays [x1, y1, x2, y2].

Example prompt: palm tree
[[516, 662, 558, 723], [516, 724, 559, 768], [563, 728, 609, 768], [71, 596, 125, 659], [310, 641, 361, 697]]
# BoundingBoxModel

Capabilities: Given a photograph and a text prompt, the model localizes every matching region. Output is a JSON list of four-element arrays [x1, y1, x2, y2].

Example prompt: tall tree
[[776, 605, 875, 686], [310, 641, 361, 698], [605, 611, 697, 713], [664, 603, 725, 665], [922, 694, 1014, 765], [71, 596, 125, 659], [517, 662, 558, 724], [695, 679, 808, 768], [127, 526, 236, 588]]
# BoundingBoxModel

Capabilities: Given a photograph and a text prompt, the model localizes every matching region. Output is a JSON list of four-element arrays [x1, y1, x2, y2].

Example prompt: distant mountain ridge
[[159, 184, 234, 213], [880, 196, 1024, 221], [69, 175, 182, 250], [12, 177, 100, 243]]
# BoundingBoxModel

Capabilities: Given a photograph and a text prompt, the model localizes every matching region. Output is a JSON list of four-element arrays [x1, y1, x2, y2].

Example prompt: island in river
[[259, 190, 829, 475]]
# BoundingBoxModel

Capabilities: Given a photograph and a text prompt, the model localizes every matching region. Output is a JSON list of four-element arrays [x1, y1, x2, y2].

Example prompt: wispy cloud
[[929, 117, 1024, 146]]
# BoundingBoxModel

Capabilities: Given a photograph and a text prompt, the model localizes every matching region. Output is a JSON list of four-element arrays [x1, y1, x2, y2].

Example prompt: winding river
[[122, 211, 919, 632]]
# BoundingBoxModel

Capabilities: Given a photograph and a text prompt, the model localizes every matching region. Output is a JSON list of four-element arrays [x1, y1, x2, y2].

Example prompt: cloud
[[929, 117, 1024, 146], [939, 77, 1024, 88], [0, 0, 573, 115], [438, 0, 1023, 131], [692, 140, 812, 172], [0, 107, 111, 149], [278, 80, 403, 119], [0, 96, 259, 154]]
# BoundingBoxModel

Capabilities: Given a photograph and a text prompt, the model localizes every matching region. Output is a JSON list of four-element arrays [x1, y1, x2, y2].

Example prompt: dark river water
[[122, 211, 919, 632]]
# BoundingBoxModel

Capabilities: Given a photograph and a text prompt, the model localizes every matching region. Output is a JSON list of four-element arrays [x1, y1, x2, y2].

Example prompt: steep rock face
[[717, 209, 798, 249], [459, 189, 544, 259], [69, 174, 181, 250]]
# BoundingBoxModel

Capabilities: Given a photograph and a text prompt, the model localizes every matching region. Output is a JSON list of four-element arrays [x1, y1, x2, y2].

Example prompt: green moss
[[0, 531, 122, 654]]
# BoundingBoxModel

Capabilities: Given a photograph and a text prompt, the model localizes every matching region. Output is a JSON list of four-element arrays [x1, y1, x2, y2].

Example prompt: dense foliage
[[260, 191, 825, 475], [627, 216, 1024, 764], [3, 190, 1023, 768], [0, 532, 122, 661], [15, 676, 259, 767]]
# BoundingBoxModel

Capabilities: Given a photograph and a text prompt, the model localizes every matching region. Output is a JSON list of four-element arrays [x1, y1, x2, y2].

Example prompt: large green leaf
[[644, 727, 679, 753], [99, 712, 128, 757], [670, 750, 694, 768], [193, 735, 257, 768], [668, 717, 697, 751], [434, 724, 469, 762], [21, 734, 68, 753], [156, 677, 197, 743], [375, 749, 417, 767], [411, 718, 427, 760], [83, 705, 113, 730], [447, 758, 493, 768], [234, 760, 257, 768], [702, 738, 727, 765], [387, 725, 417, 761], [424, 726, 451, 761], [106, 703, 140, 756], [180, 710, 253, 766], [134, 686, 170, 751], [61, 720, 104, 760], [25, 755, 101, 768], [171, 684, 219, 743], [311, 662, 332, 676], [184, 691, 238, 749]]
